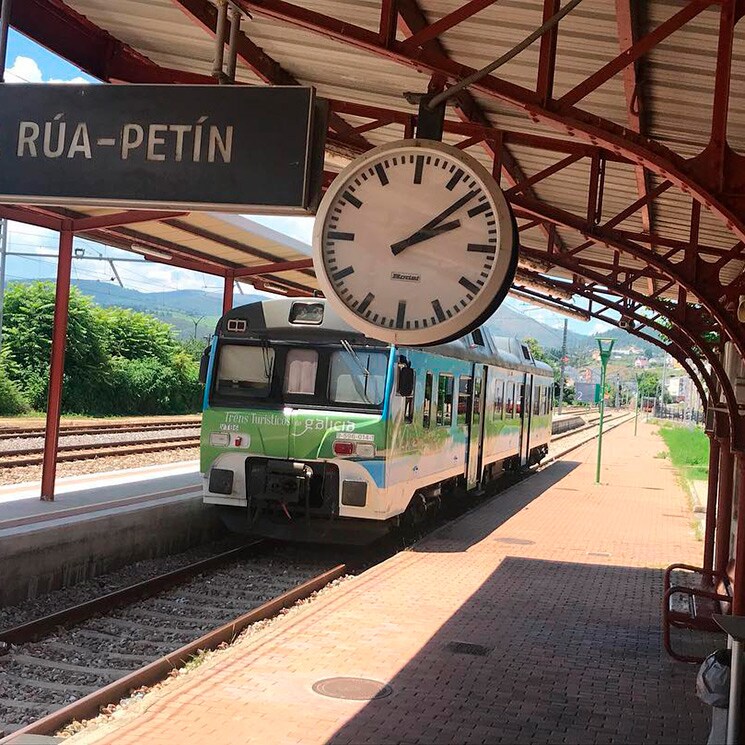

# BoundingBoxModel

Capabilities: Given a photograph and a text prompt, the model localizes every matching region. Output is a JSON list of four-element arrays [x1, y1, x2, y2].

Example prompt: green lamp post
[[595, 337, 615, 484]]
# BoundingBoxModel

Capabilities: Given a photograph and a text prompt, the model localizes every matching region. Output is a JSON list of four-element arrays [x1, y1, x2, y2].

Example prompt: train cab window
[[471, 328, 485, 347], [404, 371, 416, 424], [457, 377, 471, 427], [423, 372, 433, 428], [505, 382, 514, 418], [283, 349, 318, 395], [436, 374, 454, 426], [495, 381, 505, 419], [329, 350, 388, 406], [215, 345, 274, 399]]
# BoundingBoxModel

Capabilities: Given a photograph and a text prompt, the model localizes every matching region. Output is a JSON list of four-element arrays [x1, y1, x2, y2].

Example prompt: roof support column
[[703, 434, 721, 572], [733, 453, 745, 615], [715, 437, 734, 577], [40, 226, 73, 502], [222, 271, 234, 315]]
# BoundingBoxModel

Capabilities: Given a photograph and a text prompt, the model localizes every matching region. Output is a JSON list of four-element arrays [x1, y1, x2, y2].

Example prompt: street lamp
[[595, 337, 615, 484]]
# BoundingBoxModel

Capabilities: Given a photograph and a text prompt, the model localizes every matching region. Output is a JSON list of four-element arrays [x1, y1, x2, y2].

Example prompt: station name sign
[[0, 85, 326, 213]]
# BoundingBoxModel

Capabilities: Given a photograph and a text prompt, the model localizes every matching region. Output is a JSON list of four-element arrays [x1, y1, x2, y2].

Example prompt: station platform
[[67, 419, 709, 745], [0, 462, 211, 607]]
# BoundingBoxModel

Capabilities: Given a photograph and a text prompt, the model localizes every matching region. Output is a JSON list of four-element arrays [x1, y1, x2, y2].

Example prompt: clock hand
[[390, 219, 461, 256], [390, 190, 478, 256]]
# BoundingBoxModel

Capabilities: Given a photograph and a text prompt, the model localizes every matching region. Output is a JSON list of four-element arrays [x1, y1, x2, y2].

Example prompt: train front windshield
[[211, 343, 389, 411]]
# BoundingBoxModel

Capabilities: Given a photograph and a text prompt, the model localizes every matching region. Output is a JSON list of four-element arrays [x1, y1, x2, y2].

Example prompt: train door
[[466, 365, 487, 490], [518, 374, 533, 466]]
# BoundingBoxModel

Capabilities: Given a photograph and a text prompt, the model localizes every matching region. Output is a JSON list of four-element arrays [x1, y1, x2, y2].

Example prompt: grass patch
[[658, 422, 709, 482]]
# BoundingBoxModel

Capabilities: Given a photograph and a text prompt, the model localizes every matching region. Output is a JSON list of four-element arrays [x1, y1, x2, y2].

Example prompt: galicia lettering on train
[[15, 117, 234, 164]]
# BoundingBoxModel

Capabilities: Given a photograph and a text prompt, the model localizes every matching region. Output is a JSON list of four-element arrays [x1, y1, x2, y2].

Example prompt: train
[[199, 298, 554, 543]]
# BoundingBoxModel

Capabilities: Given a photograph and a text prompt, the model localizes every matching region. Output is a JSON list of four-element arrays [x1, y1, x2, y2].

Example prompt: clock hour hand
[[390, 219, 461, 256], [390, 190, 478, 256]]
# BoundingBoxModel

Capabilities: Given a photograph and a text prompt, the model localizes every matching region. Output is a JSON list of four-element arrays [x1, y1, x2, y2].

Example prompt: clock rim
[[312, 138, 518, 347]]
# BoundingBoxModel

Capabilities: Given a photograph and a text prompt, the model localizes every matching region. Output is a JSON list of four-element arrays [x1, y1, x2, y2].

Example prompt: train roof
[[217, 298, 553, 377]]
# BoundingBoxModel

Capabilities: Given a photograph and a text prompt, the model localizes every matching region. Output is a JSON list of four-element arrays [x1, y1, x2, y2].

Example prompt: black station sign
[[0, 84, 326, 213]]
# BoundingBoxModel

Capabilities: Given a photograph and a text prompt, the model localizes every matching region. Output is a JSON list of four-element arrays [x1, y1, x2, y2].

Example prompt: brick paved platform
[[69, 420, 710, 745]]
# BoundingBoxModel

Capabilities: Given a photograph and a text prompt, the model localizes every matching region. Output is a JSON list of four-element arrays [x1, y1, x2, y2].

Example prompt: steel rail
[[1, 563, 348, 743], [0, 437, 201, 468], [0, 417, 200, 438]]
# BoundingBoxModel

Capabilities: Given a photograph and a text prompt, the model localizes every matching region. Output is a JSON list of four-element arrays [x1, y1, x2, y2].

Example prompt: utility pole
[[0, 218, 7, 355], [595, 338, 615, 484], [558, 318, 568, 415], [660, 352, 668, 418]]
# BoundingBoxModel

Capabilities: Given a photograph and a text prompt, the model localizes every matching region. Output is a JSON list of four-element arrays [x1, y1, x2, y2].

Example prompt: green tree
[[637, 370, 660, 399], [97, 307, 179, 362]]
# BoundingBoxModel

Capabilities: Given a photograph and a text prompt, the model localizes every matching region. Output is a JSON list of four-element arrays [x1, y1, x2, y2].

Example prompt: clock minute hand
[[390, 190, 478, 256], [389, 219, 461, 256]]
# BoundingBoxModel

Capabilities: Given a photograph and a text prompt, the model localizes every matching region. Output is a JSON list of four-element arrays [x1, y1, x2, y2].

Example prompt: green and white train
[[199, 298, 554, 543]]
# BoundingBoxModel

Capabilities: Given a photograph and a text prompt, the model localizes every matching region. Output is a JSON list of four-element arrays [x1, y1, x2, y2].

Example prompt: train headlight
[[210, 432, 230, 447], [333, 441, 354, 456], [333, 440, 376, 458], [355, 443, 376, 458]]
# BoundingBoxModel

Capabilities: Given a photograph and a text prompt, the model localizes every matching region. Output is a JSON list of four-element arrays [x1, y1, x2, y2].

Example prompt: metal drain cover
[[312, 677, 393, 701], [446, 641, 491, 656]]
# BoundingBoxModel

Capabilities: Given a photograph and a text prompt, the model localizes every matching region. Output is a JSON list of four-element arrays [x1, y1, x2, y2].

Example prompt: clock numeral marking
[[374, 163, 389, 186], [414, 155, 424, 184], [395, 301, 406, 329], [432, 299, 446, 323], [342, 190, 362, 209], [332, 266, 355, 281], [446, 168, 464, 191], [357, 292, 375, 314], [467, 202, 490, 218], [328, 231, 355, 241], [467, 243, 495, 253], [459, 276, 480, 295]]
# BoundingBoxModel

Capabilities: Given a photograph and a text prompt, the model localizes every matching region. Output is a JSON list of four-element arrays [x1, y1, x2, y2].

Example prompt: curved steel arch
[[517, 278, 712, 407], [519, 245, 742, 445]]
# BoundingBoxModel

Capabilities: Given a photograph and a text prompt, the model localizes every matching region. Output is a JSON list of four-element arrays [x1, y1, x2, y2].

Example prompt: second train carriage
[[199, 298, 554, 543]]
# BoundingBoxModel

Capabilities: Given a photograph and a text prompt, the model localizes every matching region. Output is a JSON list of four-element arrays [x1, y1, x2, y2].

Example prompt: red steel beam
[[399, 0, 497, 52], [536, 0, 560, 105], [560, 0, 716, 107], [72, 211, 190, 231], [40, 227, 73, 502], [223, 272, 235, 314], [505, 153, 583, 198], [715, 440, 734, 576], [379, 0, 398, 47], [233, 259, 314, 277], [703, 435, 721, 572], [0, 206, 63, 231]]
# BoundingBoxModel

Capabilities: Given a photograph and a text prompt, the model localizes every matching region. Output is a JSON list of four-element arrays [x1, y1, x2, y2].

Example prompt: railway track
[[0, 418, 201, 441], [0, 434, 201, 469], [0, 543, 348, 741]]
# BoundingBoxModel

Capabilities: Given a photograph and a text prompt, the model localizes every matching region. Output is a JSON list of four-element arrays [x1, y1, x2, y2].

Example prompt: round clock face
[[312, 139, 518, 346]]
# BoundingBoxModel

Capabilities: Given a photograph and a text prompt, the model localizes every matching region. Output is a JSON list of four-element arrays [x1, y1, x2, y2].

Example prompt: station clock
[[313, 139, 518, 346]]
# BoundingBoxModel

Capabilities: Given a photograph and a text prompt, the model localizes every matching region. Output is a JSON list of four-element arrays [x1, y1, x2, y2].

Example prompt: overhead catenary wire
[[427, 0, 583, 110]]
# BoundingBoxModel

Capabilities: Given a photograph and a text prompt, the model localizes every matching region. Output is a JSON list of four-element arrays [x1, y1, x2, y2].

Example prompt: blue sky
[[2, 30, 606, 334]]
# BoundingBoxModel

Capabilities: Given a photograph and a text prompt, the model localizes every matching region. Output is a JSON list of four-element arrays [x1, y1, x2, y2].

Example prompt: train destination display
[[0, 84, 326, 213]]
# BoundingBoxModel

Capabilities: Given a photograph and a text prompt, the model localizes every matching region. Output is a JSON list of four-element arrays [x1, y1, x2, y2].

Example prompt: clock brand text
[[390, 271, 421, 283]]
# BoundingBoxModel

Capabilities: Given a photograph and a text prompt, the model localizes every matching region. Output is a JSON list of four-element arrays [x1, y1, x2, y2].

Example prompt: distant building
[[634, 357, 649, 369]]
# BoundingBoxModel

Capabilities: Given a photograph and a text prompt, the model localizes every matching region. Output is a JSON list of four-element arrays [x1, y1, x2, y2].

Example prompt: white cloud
[[5, 55, 89, 85]]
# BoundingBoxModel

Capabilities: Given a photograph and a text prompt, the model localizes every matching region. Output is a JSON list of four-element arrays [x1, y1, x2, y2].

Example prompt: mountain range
[[22, 278, 660, 355]]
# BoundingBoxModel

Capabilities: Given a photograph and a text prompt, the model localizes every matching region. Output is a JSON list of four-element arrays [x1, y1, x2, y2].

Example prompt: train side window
[[516, 384, 524, 415], [423, 372, 433, 428], [457, 376, 471, 427], [404, 370, 416, 424], [495, 381, 504, 419], [283, 349, 318, 395], [533, 387, 541, 416], [472, 376, 482, 427], [505, 382, 514, 418], [436, 374, 454, 426]]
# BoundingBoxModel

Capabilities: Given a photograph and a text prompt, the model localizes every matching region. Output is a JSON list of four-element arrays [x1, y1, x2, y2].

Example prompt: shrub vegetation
[[0, 282, 203, 416], [658, 422, 709, 482]]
